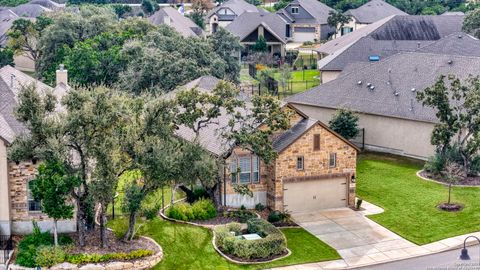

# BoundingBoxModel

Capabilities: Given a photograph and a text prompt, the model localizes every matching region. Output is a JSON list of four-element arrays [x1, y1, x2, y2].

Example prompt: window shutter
[[313, 134, 320, 150]]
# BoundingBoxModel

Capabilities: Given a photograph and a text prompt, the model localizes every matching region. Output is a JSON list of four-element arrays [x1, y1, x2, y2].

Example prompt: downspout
[[223, 166, 227, 206]]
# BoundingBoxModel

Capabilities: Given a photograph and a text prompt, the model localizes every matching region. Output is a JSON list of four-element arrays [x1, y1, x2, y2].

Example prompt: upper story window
[[313, 134, 320, 151], [28, 180, 41, 212], [291, 6, 299, 14], [329, 153, 337, 168], [296, 156, 304, 170], [231, 155, 261, 184]]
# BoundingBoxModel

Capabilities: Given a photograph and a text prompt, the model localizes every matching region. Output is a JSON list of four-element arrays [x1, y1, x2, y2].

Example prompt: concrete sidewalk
[[271, 201, 480, 270]]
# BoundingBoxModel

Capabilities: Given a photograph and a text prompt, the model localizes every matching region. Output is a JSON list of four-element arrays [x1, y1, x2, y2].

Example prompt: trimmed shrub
[[35, 246, 66, 267], [16, 222, 54, 267], [255, 203, 265, 211], [59, 234, 73, 245], [267, 211, 281, 223], [214, 218, 287, 259], [142, 203, 161, 220], [166, 199, 216, 221], [67, 249, 153, 264]]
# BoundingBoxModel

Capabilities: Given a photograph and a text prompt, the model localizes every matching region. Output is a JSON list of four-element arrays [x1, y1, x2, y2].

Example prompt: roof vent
[[394, 91, 399, 96], [409, 98, 415, 111], [388, 68, 392, 73], [417, 42, 421, 48], [367, 82, 372, 87], [447, 60, 453, 65], [369, 55, 380, 62], [357, 80, 362, 85], [10, 74, 15, 88], [458, 35, 462, 39], [369, 85, 375, 91], [411, 87, 416, 92]]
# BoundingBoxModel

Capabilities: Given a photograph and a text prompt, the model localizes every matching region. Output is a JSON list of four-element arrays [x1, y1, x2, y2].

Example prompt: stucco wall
[[334, 18, 369, 38], [320, 70, 341, 83], [0, 141, 11, 235], [271, 123, 357, 210], [291, 104, 436, 159]]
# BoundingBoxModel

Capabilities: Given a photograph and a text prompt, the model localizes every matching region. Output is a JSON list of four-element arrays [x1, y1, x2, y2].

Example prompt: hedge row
[[214, 218, 287, 259], [166, 198, 217, 221]]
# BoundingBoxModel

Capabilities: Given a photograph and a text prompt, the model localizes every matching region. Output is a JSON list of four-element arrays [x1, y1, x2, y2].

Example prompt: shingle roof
[[417, 32, 480, 56], [317, 15, 465, 71], [0, 9, 18, 46], [0, 65, 56, 143], [345, 0, 407, 24], [272, 118, 316, 152], [207, 0, 261, 18], [149, 7, 204, 38], [289, 0, 334, 24], [8, 3, 51, 17], [287, 52, 480, 123], [28, 0, 63, 9], [225, 12, 287, 43]]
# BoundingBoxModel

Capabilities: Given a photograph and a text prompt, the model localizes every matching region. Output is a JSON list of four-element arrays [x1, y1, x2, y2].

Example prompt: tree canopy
[[463, 8, 480, 39]]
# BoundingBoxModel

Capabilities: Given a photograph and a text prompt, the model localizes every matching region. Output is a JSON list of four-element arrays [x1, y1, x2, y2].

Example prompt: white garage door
[[283, 177, 347, 213], [292, 32, 315, 43]]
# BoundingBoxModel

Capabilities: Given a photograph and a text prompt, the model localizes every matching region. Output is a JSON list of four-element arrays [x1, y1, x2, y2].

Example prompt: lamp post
[[459, 235, 480, 264]]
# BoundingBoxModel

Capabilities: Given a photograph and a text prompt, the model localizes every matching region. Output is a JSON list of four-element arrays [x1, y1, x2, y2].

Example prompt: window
[[296, 156, 304, 170], [28, 181, 41, 212], [291, 6, 299, 14], [313, 134, 320, 151], [230, 160, 237, 183], [252, 156, 260, 183], [329, 153, 337, 168], [341, 27, 353, 36], [239, 156, 252, 183]]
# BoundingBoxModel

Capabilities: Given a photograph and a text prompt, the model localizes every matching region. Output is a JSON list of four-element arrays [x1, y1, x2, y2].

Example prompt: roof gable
[[346, 0, 407, 24], [225, 12, 287, 43], [149, 7, 204, 37]]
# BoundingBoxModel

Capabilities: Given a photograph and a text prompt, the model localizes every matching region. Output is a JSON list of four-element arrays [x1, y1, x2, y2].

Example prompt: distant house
[[206, 0, 264, 34], [336, 0, 406, 37], [149, 7, 204, 38], [173, 76, 359, 212], [315, 15, 465, 83], [276, 0, 334, 42], [225, 12, 287, 58], [0, 65, 71, 237], [287, 50, 480, 159]]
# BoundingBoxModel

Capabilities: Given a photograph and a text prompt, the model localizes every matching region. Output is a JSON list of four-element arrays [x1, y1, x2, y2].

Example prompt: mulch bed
[[67, 228, 159, 255], [192, 209, 257, 225], [420, 171, 480, 186], [437, 203, 464, 212], [256, 209, 298, 227], [217, 247, 289, 263]]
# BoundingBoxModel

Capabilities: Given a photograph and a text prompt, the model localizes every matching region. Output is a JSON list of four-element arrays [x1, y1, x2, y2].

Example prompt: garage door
[[293, 27, 315, 43], [283, 177, 347, 213]]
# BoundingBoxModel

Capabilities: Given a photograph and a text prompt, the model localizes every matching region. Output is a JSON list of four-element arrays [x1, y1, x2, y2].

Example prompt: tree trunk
[[178, 185, 195, 203], [448, 183, 452, 205], [99, 204, 108, 248], [53, 219, 58, 247], [205, 183, 220, 208], [171, 185, 177, 205], [123, 211, 137, 242], [76, 200, 86, 247]]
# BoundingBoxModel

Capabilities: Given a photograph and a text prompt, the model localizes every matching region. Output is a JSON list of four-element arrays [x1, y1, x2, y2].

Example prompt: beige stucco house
[[0, 65, 73, 236], [175, 76, 358, 213], [287, 51, 480, 159]]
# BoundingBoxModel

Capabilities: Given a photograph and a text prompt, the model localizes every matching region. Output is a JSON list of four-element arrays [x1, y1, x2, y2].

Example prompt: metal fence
[[0, 235, 13, 265], [350, 128, 365, 150]]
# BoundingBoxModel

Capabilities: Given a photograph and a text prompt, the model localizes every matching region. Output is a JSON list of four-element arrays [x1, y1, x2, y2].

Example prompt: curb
[[416, 170, 480, 188]]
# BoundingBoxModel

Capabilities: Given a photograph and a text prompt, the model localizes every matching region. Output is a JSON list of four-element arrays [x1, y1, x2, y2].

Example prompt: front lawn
[[108, 218, 340, 270], [273, 70, 320, 95], [357, 153, 480, 245]]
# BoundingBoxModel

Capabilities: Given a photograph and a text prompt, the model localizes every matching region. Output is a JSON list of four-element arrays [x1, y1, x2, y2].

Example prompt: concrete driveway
[[291, 203, 423, 266]]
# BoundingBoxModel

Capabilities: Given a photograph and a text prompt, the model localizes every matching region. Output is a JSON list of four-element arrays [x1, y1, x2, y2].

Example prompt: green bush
[[267, 211, 281, 223], [16, 222, 54, 267], [59, 234, 73, 245], [142, 203, 161, 220], [67, 249, 154, 264], [471, 156, 480, 175], [255, 203, 266, 211], [192, 186, 208, 201], [166, 199, 216, 221], [214, 218, 287, 259], [35, 246, 66, 267]]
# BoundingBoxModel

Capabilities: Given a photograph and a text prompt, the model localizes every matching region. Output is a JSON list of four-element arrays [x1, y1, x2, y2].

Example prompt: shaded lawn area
[[357, 153, 480, 245], [273, 70, 320, 95], [108, 218, 340, 270], [293, 53, 317, 69]]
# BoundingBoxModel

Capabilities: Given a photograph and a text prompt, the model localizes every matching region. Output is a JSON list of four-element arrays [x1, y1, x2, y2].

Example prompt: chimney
[[10, 74, 15, 88], [56, 64, 68, 86], [163, 15, 171, 26]]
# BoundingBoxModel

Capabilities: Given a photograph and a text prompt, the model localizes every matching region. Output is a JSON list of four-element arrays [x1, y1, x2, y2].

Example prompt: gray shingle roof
[[272, 117, 316, 152], [0, 65, 55, 143], [225, 12, 287, 43], [417, 32, 480, 56], [317, 15, 465, 71], [207, 0, 261, 19], [8, 3, 50, 17], [345, 0, 407, 24], [289, 0, 334, 25], [28, 0, 63, 9], [287, 52, 480, 123], [149, 7, 204, 38], [0, 9, 18, 46]]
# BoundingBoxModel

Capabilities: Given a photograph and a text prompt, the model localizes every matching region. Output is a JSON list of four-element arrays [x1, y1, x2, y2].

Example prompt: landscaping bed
[[193, 209, 258, 225], [419, 170, 480, 186]]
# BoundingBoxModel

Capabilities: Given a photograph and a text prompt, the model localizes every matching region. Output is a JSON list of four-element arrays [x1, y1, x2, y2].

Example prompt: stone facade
[[222, 111, 358, 212]]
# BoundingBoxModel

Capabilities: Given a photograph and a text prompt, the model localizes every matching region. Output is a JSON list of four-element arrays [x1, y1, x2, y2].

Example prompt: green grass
[[108, 218, 339, 270], [357, 153, 480, 245], [273, 70, 320, 95], [239, 68, 258, 84], [293, 53, 317, 69]]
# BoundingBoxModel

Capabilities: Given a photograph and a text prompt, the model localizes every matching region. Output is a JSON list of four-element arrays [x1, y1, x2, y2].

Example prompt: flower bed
[[166, 198, 217, 221], [214, 218, 288, 262]]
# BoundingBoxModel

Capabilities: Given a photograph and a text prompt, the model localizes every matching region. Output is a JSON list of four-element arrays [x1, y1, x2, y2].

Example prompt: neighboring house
[[0, 65, 72, 236], [0, 9, 18, 47], [206, 0, 263, 34], [225, 12, 287, 58], [276, 0, 334, 42], [315, 15, 464, 83], [286, 51, 480, 159], [335, 0, 406, 37], [174, 76, 358, 212], [149, 7, 204, 38]]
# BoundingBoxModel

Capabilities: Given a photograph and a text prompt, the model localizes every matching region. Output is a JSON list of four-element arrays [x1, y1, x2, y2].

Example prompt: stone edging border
[[416, 170, 480, 188], [211, 232, 292, 265]]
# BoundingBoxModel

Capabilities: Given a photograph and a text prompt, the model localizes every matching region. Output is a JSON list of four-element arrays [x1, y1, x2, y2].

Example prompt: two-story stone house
[[175, 76, 359, 213], [0, 65, 74, 236]]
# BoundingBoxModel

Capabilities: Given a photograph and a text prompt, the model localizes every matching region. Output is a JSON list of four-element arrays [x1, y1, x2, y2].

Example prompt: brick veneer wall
[[271, 123, 357, 210]]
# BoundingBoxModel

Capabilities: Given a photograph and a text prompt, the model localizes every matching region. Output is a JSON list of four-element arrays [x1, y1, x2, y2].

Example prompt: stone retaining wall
[[9, 236, 163, 270]]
